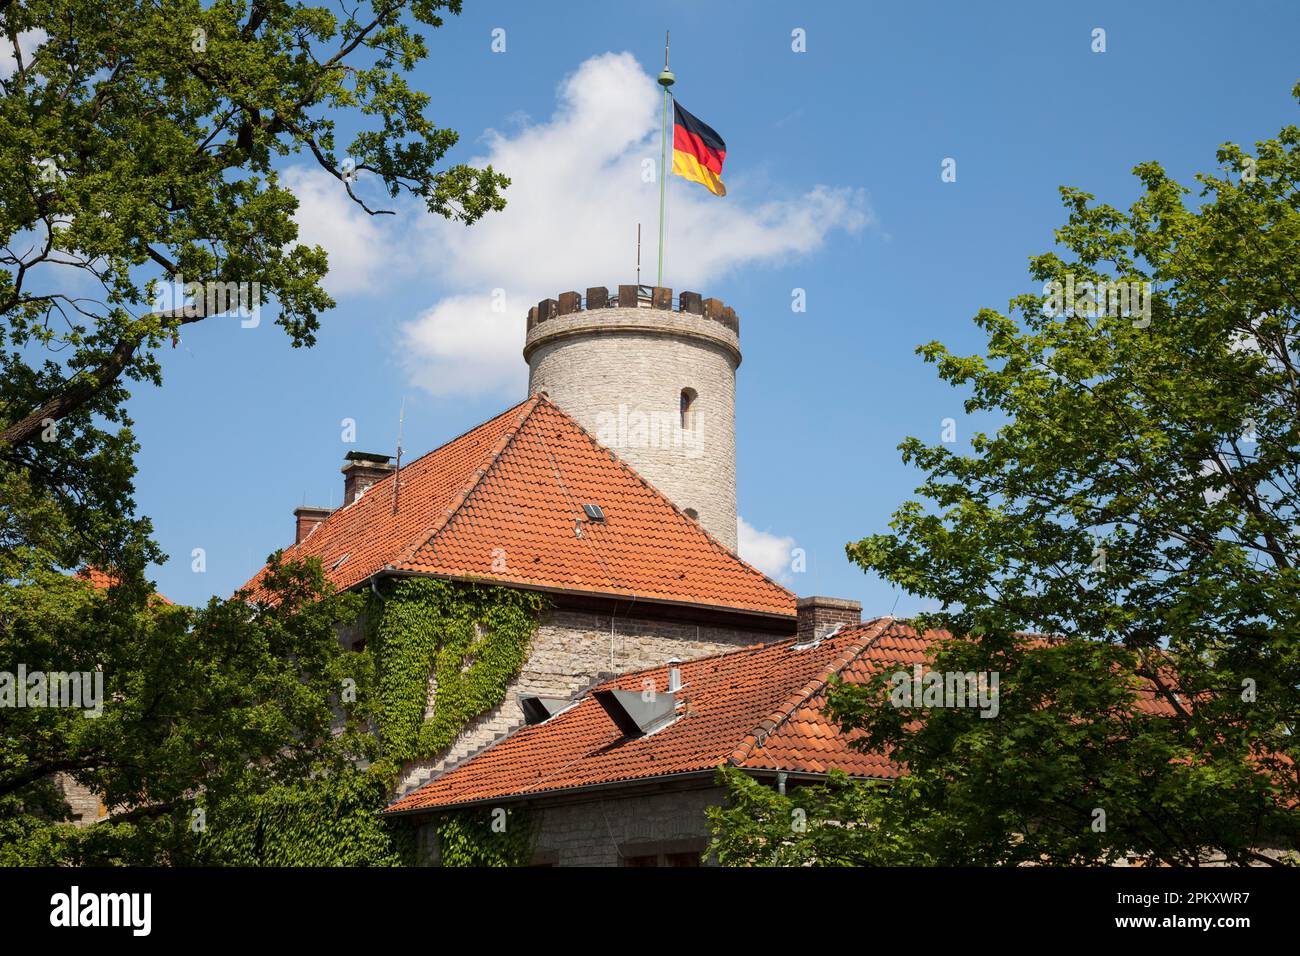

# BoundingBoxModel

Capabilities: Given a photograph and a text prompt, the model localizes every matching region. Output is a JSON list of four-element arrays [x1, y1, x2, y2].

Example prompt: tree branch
[[0, 307, 206, 447]]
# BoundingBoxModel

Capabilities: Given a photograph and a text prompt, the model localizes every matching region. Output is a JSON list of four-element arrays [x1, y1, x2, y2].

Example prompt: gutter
[[383, 769, 720, 817], [383, 766, 894, 818]]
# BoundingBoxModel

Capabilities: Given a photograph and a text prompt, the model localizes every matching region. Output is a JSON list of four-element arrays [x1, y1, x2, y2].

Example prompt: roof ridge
[[392, 394, 536, 478], [576, 616, 901, 696], [272, 396, 538, 569], [389, 394, 544, 570], [726, 617, 895, 767], [530, 393, 797, 604]]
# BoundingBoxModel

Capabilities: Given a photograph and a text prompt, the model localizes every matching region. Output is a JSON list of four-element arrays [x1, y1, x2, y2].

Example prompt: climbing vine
[[195, 576, 544, 866], [435, 805, 538, 867], [368, 578, 546, 771]]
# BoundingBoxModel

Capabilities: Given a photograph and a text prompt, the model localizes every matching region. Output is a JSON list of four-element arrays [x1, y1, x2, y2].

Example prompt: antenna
[[391, 397, 406, 515], [636, 223, 641, 286]]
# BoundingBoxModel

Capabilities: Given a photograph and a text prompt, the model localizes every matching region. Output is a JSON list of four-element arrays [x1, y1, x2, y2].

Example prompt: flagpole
[[656, 32, 675, 287]]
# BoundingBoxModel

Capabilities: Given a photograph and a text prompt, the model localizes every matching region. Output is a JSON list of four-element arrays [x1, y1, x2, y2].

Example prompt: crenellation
[[524, 285, 740, 334]]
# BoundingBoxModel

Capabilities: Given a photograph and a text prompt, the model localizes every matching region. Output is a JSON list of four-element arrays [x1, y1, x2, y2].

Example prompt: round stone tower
[[524, 284, 740, 551]]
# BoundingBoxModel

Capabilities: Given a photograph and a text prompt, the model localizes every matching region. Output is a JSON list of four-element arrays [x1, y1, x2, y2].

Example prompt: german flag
[[672, 102, 727, 196]]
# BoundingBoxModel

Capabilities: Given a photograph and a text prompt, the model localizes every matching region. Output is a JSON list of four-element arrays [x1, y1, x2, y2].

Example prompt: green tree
[[0, 1, 505, 863], [1, 0, 506, 570], [712, 82, 1300, 867], [0, 555, 385, 865], [706, 768, 938, 867]]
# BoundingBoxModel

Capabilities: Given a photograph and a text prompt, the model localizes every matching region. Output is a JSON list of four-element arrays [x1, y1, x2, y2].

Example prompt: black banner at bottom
[[0, 865, 1284, 941]]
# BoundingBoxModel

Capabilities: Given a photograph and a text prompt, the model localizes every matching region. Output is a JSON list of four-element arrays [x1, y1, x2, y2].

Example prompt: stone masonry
[[416, 781, 724, 866], [54, 773, 106, 826], [395, 606, 785, 795]]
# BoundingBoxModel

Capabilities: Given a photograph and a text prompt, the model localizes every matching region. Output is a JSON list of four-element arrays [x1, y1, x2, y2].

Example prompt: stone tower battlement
[[524, 284, 741, 551], [525, 285, 739, 337]]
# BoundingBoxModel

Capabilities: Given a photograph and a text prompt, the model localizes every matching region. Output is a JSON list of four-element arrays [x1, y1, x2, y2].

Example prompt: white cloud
[[0, 29, 47, 81], [738, 515, 798, 584], [282, 166, 408, 297], [400, 292, 527, 397], [281, 52, 869, 394], [398, 51, 871, 397]]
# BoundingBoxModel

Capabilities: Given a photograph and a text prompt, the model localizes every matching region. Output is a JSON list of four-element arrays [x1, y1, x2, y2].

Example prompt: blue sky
[[129, 0, 1300, 611]]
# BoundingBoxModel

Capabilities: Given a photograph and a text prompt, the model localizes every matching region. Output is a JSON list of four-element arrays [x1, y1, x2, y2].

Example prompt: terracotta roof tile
[[241, 395, 794, 618], [75, 567, 173, 605], [385, 619, 1184, 813], [77, 567, 118, 591], [385, 626, 868, 813]]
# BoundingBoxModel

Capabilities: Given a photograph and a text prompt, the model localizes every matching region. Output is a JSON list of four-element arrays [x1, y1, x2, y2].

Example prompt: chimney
[[293, 505, 332, 544], [665, 665, 686, 697], [796, 596, 862, 644], [341, 451, 395, 506]]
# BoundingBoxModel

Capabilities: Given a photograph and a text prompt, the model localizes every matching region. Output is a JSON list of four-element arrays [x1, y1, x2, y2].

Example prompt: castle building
[[243, 285, 857, 800], [387, 618, 921, 866], [239, 286, 1255, 867]]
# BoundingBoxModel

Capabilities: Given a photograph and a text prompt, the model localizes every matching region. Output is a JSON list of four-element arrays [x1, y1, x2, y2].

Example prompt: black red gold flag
[[671, 102, 727, 196]]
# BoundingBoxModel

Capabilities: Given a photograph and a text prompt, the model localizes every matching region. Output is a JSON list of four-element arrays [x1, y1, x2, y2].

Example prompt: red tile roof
[[385, 619, 1184, 813], [241, 395, 795, 618], [75, 567, 173, 605], [77, 567, 119, 591]]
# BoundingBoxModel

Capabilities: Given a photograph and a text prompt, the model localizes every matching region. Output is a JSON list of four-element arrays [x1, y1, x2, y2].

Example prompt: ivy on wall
[[197, 577, 545, 866], [367, 577, 546, 774], [434, 804, 538, 867]]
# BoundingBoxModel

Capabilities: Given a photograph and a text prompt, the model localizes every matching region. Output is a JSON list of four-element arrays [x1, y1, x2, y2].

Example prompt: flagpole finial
[[658, 30, 674, 87]]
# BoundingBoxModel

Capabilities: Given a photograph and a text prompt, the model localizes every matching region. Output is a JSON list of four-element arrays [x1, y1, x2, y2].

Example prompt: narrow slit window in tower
[[680, 387, 698, 430]]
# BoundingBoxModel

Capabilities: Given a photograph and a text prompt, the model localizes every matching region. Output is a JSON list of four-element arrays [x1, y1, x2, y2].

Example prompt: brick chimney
[[341, 451, 395, 506], [796, 596, 862, 643], [293, 505, 332, 544]]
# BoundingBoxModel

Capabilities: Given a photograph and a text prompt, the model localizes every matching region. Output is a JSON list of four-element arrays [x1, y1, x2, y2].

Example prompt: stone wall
[[417, 781, 724, 866], [54, 773, 106, 827], [395, 606, 785, 794]]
